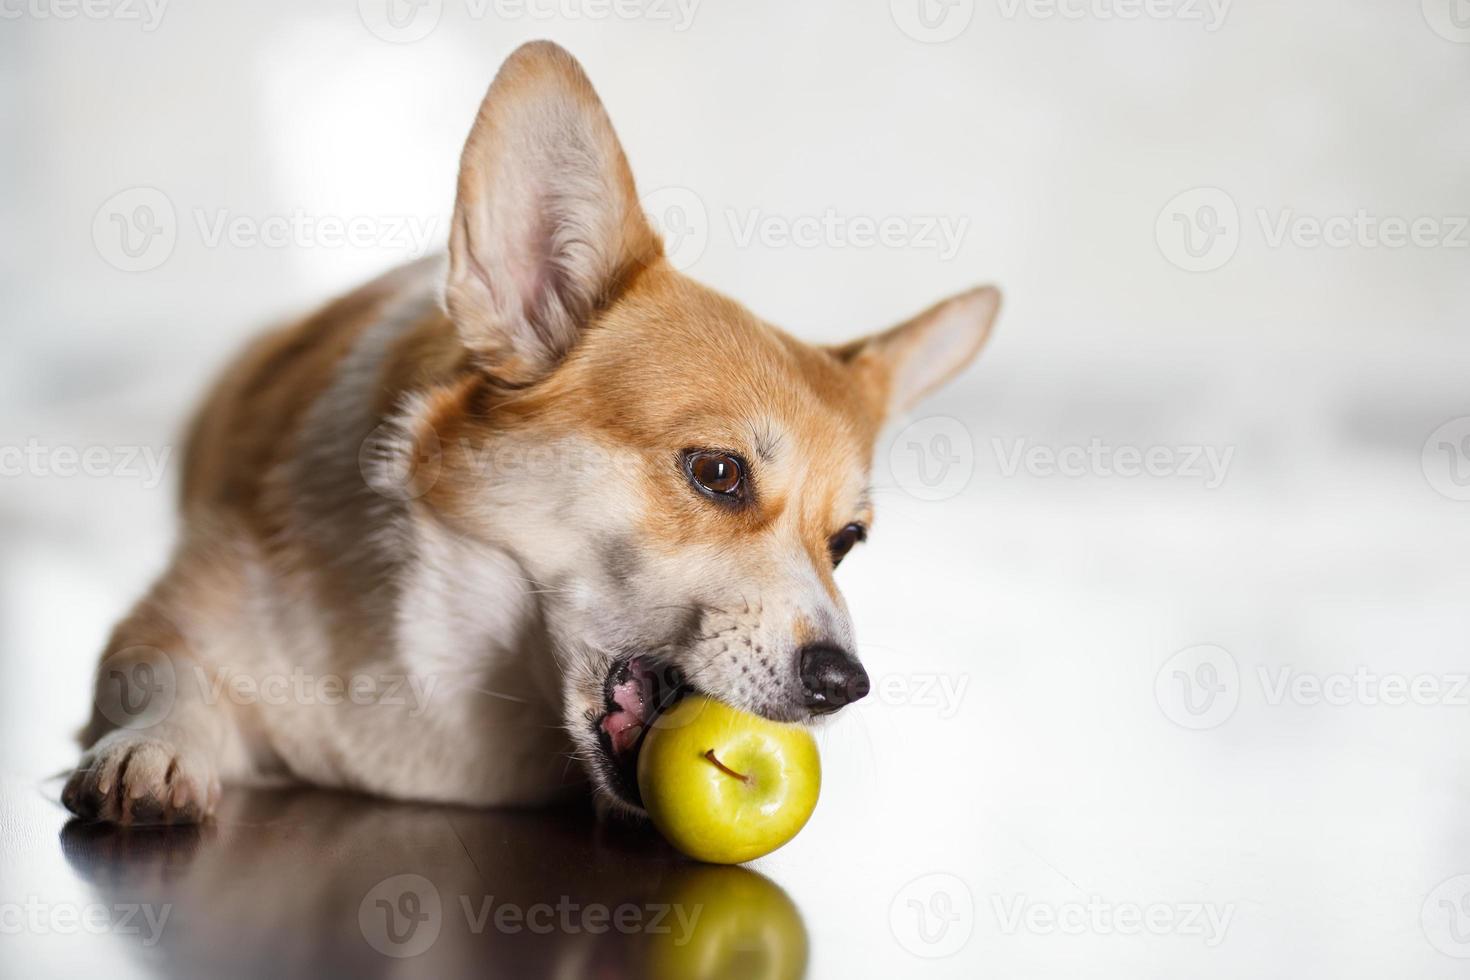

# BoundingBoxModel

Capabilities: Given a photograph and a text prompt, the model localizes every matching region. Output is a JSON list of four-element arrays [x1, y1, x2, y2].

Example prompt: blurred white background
[[3, 1, 1470, 977]]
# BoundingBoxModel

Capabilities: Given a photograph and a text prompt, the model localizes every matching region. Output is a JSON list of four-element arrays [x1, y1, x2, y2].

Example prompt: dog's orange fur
[[176, 251, 887, 614]]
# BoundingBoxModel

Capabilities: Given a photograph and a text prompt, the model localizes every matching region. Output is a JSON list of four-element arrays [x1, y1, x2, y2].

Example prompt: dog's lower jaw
[[557, 678, 643, 819], [563, 706, 647, 819]]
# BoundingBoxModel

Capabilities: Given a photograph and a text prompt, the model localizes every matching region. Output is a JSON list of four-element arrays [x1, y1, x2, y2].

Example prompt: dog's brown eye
[[686, 451, 744, 498], [828, 523, 867, 567]]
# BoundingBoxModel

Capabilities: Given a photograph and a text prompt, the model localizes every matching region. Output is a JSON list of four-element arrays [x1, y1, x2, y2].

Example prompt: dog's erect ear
[[832, 286, 1002, 418], [447, 41, 662, 385]]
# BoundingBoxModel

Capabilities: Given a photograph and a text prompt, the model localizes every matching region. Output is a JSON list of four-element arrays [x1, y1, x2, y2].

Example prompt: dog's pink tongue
[[601, 667, 651, 756]]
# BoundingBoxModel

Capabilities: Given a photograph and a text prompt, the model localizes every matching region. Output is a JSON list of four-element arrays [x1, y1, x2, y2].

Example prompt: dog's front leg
[[62, 540, 251, 825]]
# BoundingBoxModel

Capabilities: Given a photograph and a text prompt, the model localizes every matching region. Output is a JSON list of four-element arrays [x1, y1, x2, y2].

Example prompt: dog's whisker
[[463, 685, 530, 704], [646, 603, 705, 614], [679, 644, 733, 687]]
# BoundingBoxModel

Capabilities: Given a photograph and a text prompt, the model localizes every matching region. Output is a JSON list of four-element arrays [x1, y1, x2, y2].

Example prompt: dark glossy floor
[[2, 782, 807, 979]]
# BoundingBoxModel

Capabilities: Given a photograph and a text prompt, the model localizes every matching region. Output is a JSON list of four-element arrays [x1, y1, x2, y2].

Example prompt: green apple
[[637, 695, 820, 864], [644, 865, 809, 980]]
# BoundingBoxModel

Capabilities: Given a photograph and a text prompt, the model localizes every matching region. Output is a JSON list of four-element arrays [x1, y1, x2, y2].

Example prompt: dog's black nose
[[799, 644, 870, 713]]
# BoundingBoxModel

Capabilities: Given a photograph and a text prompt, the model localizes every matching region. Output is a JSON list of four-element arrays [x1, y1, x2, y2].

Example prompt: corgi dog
[[62, 41, 1000, 824]]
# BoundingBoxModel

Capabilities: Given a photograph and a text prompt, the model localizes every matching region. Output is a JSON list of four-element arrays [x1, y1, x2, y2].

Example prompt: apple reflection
[[58, 787, 807, 980]]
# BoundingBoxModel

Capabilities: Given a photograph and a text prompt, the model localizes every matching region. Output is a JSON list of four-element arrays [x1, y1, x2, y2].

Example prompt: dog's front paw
[[62, 730, 219, 825]]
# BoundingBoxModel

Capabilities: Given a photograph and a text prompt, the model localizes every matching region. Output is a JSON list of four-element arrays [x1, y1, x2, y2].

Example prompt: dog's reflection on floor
[[59, 788, 808, 980]]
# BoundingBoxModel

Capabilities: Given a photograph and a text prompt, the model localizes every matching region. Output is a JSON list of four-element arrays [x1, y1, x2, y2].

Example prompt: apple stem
[[703, 749, 751, 783]]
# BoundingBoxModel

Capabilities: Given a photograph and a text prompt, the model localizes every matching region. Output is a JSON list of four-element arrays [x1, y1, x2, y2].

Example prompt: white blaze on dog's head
[[431, 41, 1001, 810]]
